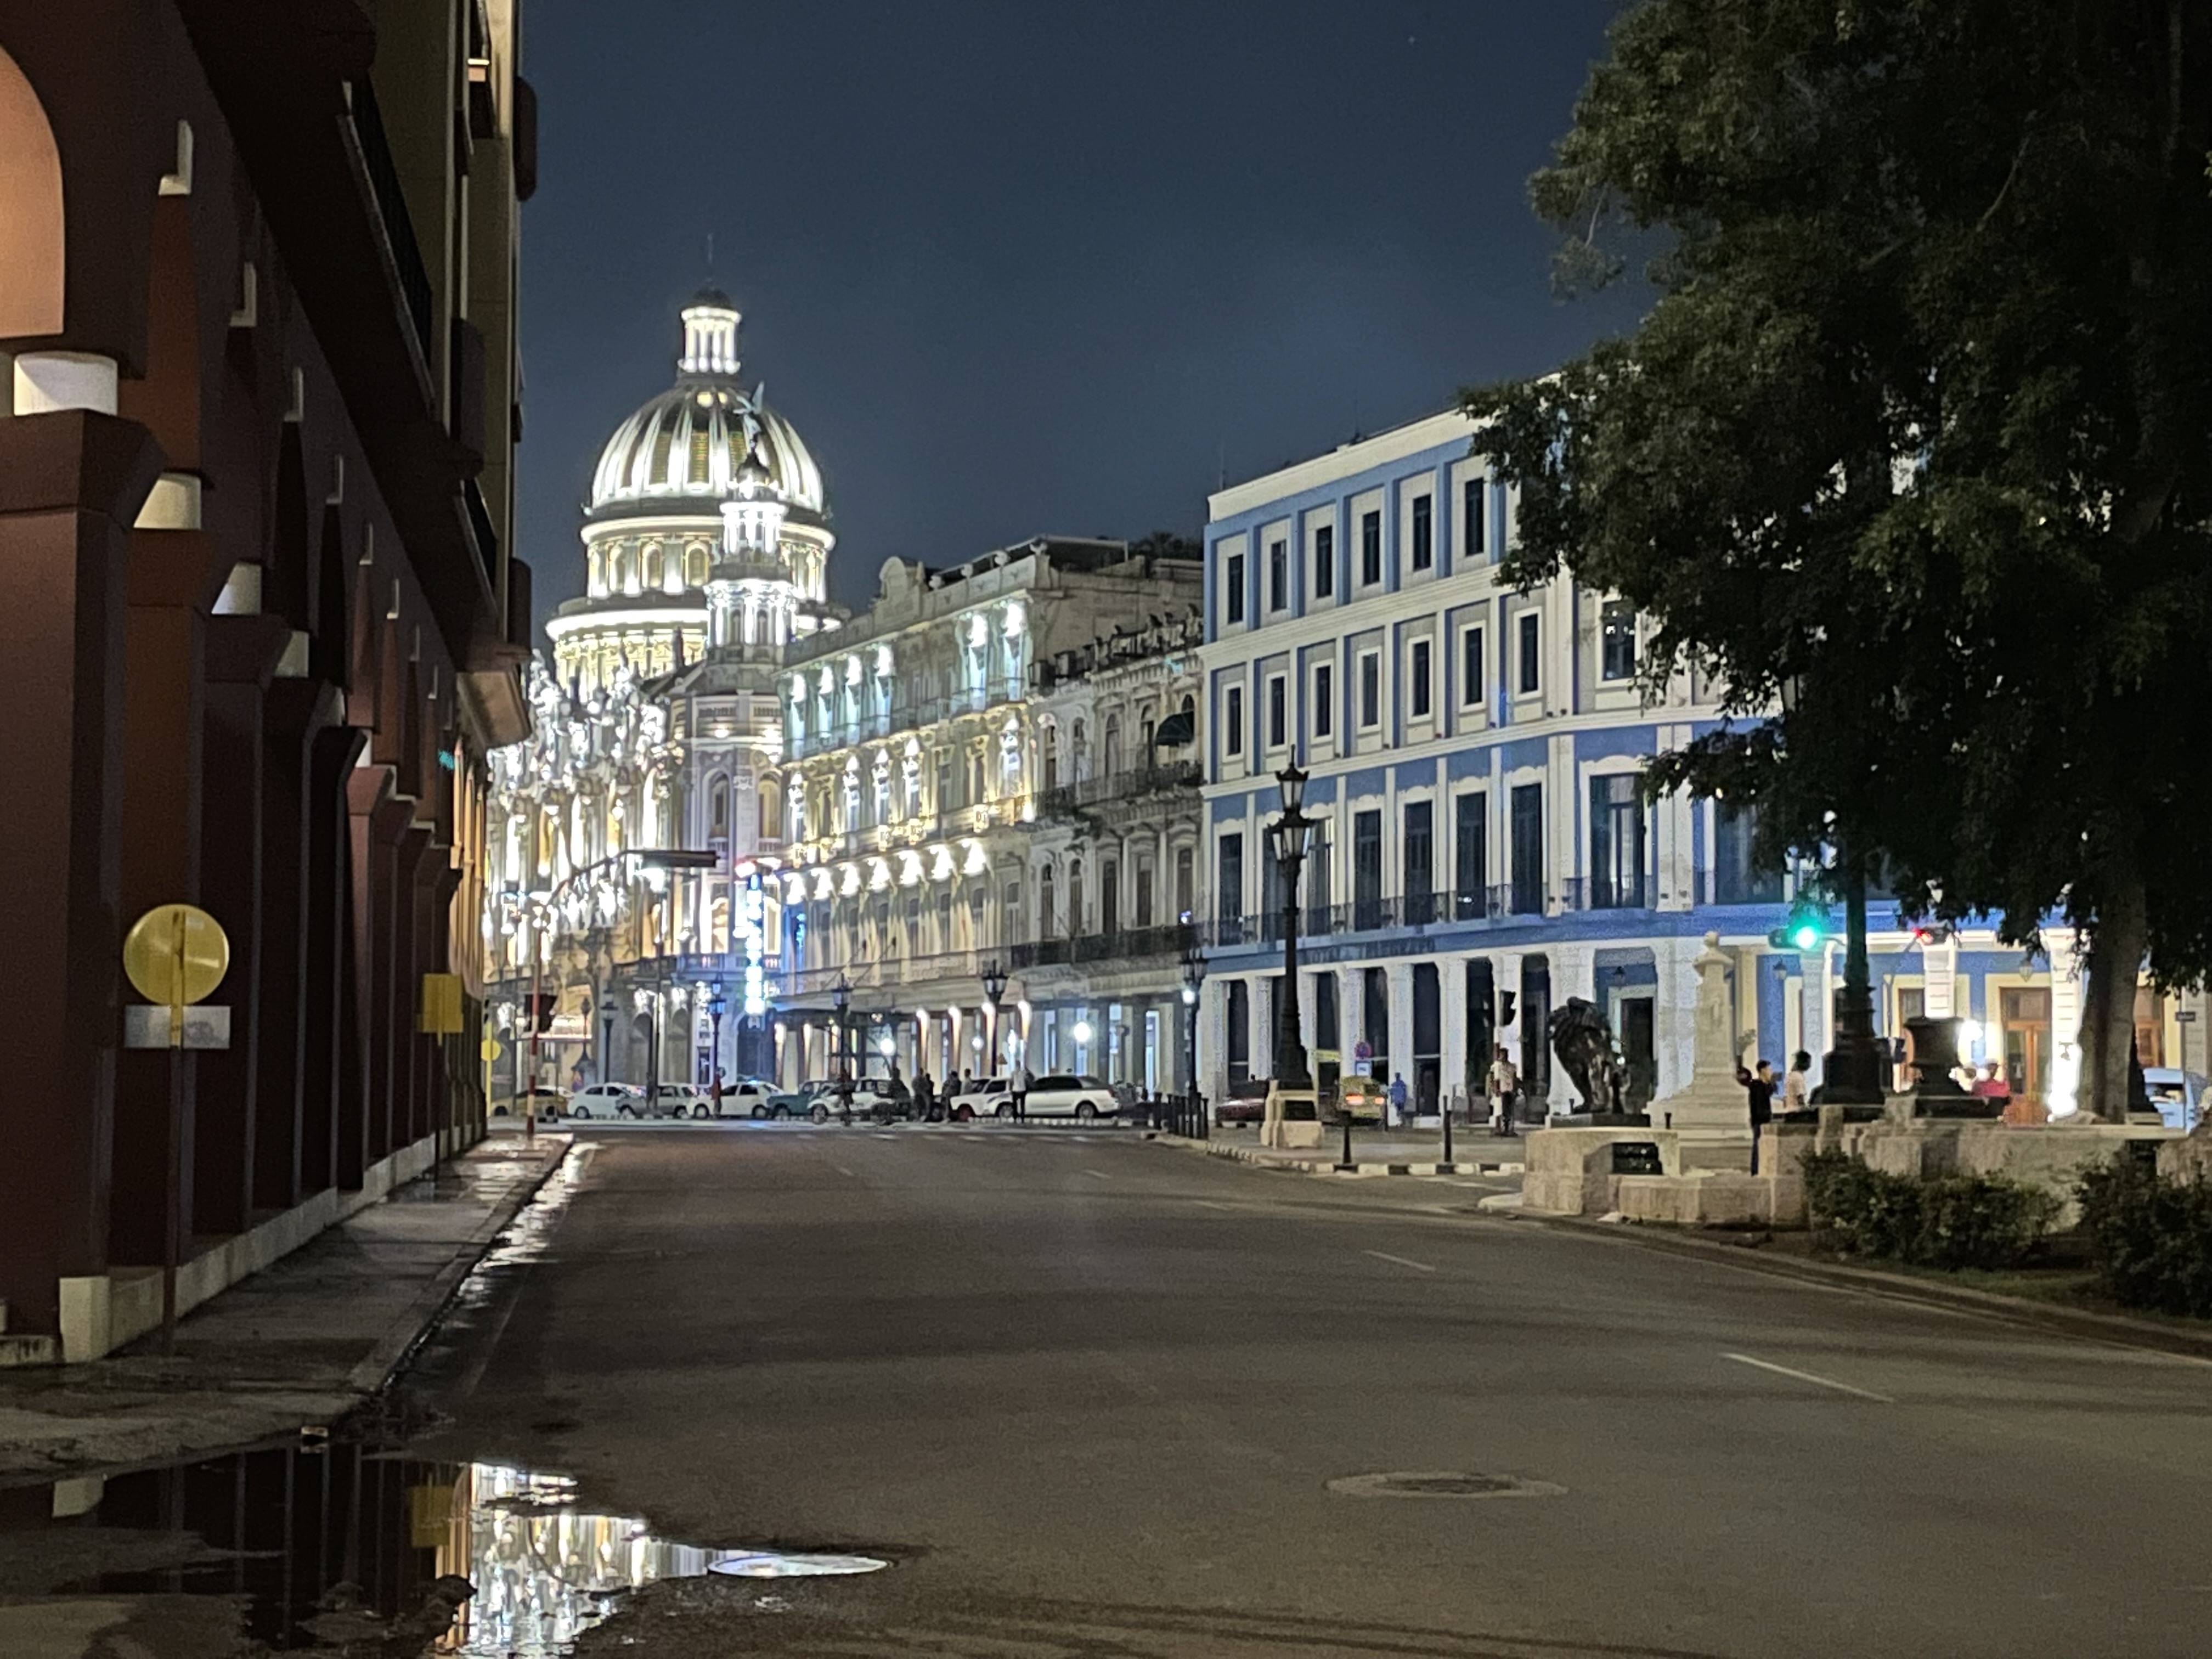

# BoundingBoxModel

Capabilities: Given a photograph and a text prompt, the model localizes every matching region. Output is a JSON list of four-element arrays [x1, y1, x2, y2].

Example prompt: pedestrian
[[1782, 1050, 1811, 1116], [1971, 1058, 2011, 1102], [916, 1068, 935, 1121], [1737, 1059, 1775, 1172], [1013, 1062, 1033, 1122], [1487, 1045, 1520, 1136], [1387, 1071, 1409, 1127]]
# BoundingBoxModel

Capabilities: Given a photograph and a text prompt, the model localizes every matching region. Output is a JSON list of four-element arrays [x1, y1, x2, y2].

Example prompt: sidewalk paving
[[0, 1134, 572, 1481], [1167, 1125, 1527, 1178]]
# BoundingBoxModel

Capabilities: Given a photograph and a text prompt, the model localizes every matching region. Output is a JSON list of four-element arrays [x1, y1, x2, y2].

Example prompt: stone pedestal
[[1261, 1084, 1322, 1150], [1650, 932, 1753, 1170]]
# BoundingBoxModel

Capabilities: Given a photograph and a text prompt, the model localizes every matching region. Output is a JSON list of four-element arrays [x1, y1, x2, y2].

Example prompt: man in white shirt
[[1782, 1049, 1812, 1114], [1487, 1046, 1520, 1136]]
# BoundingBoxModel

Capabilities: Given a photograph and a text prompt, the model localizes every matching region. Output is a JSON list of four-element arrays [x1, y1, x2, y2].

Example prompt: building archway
[[0, 47, 65, 340]]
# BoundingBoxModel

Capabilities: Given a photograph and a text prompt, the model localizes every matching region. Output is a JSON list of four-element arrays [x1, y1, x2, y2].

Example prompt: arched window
[[1068, 857, 1086, 935], [685, 542, 710, 586], [1041, 724, 1059, 791], [611, 543, 636, 593], [641, 540, 664, 589], [1103, 714, 1122, 778], [0, 48, 66, 338], [1071, 719, 1089, 782], [969, 752, 986, 805], [710, 776, 730, 841], [588, 548, 606, 596], [759, 780, 782, 840], [1140, 711, 1155, 754], [1040, 862, 1058, 939]]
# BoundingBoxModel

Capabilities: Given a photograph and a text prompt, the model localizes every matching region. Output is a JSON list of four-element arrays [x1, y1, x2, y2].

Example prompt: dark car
[[1214, 1080, 1269, 1126]]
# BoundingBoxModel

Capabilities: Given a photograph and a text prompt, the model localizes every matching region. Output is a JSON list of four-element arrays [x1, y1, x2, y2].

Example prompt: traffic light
[[1769, 896, 1832, 953]]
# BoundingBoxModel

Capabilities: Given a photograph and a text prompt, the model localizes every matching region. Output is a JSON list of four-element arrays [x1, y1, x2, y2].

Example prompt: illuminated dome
[[552, 286, 837, 699], [586, 290, 827, 522]]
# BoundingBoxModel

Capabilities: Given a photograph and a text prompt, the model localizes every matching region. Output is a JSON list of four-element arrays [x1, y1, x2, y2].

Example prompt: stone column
[[0, 410, 160, 1341], [1386, 959, 1416, 1117], [1339, 964, 1366, 1076], [2046, 924, 2083, 1117]]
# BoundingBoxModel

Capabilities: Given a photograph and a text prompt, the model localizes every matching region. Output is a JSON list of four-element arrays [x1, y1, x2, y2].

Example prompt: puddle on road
[[0, 1440, 885, 1655]]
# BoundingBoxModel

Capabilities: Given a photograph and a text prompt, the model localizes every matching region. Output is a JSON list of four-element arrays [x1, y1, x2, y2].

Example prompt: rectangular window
[[1217, 833, 1244, 929], [1589, 773, 1647, 908], [1357, 651, 1380, 729], [1360, 510, 1382, 585], [1463, 477, 1487, 557], [1404, 800, 1434, 923], [1600, 599, 1638, 682], [1268, 539, 1288, 612], [1516, 610, 1541, 695], [1267, 674, 1286, 749], [1410, 494, 1432, 572], [1454, 791, 1488, 918], [1224, 685, 1244, 760], [1510, 782, 1544, 915], [1225, 551, 1245, 625], [1409, 638, 1432, 718], [1460, 626, 1485, 707], [1714, 802, 1784, 904], [1314, 523, 1334, 598], [1353, 809, 1383, 929], [1312, 662, 1334, 738]]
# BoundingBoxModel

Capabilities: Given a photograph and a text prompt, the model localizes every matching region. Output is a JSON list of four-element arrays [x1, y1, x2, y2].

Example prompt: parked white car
[[1020, 1074, 1119, 1120], [565, 1082, 641, 1119], [945, 1076, 1012, 1120], [715, 1078, 782, 1119], [644, 1082, 712, 1119]]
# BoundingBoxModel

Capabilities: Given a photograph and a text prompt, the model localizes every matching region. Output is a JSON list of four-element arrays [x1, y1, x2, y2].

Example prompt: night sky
[[517, 0, 1645, 628]]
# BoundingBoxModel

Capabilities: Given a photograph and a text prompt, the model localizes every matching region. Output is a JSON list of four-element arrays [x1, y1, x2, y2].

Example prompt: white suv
[[1020, 1074, 1119, 1120], [945, 1077, 1012, 1120]]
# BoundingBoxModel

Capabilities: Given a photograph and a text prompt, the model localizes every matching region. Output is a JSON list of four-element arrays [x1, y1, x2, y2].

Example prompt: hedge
[[2075, 1155, 2212, 1319], [1801, 1149, 2059, 1271]]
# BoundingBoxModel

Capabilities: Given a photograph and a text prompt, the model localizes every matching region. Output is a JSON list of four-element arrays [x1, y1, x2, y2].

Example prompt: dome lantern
[[679, 287, 741, 377]]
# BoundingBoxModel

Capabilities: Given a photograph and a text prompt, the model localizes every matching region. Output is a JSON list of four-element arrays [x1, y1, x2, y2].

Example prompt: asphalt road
[[409, 1125, 2212, 1659]]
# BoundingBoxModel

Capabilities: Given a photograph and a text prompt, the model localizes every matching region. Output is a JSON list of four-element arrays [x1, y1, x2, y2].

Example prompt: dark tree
[[1468, 0, 2212, 1118]]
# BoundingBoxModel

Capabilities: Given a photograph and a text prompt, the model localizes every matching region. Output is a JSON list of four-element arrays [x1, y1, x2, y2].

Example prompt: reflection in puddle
[[10, 1443, 884, 1655]]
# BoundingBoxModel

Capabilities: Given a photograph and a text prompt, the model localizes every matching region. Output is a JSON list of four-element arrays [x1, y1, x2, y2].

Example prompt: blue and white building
[[1193, 410, 2175, 1119]]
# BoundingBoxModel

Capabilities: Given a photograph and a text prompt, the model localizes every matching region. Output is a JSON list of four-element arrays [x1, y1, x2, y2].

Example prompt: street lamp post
[[831, 974, 853, 1084], [707, 985, 727, 1093], [1268, 765, 1314, 1090], [981, 957, 1008, 1076], [1180, 939, 1205, 1102]]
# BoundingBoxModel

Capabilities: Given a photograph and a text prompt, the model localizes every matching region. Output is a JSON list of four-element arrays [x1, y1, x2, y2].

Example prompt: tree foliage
[[1467, 0, 2212, 1111]]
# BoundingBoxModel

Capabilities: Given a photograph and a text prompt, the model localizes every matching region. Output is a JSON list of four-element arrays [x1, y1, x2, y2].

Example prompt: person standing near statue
[[1487, 1045, 1520, 1136], [1736, 1059, 1776, 1171]]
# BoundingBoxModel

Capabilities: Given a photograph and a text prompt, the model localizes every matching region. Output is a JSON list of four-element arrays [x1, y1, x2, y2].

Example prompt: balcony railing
[[1009, 921, 1195, 970], [787, 680, 1026, 760], [1032, 760, 1203, 818], [345, 78, 435, 368]]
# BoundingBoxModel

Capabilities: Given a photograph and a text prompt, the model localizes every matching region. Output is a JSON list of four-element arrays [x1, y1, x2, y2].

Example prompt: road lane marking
[[1193, 1200, 1232, 1210], [1083, 1169, 1111, 1181], [1723, 1351, 1894, 1402], [833, 1165, 856, 1178], [873, 1132, 896, 1140], [1363, 1250, 1437, 1273]]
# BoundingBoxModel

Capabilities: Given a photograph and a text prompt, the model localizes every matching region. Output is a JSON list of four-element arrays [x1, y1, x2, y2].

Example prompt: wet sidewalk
[[1163, 1124, 1528, 1177], [0, 1134, 571, 1481]]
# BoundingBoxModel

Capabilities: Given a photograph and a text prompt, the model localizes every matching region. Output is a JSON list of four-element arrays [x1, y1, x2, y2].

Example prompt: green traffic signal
[[1770, 896, 1832, 953]]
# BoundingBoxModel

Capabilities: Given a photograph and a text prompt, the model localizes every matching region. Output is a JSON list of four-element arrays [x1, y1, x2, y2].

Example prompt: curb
[[345, 1137, 577, 1394], [1147, 1133, 1523, 1179], [1517, 1210, 2212, 1362]]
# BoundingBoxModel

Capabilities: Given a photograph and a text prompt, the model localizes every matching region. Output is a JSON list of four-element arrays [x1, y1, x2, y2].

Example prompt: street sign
[[123, 903, 228, 1007], [545, 1012, 593, 1042], [123, 1005, 230, 1049], [1353, 1040, 1373, 1060]]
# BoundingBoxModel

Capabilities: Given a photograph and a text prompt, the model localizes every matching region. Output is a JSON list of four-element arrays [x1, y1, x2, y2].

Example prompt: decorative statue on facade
[[1547, 997, 1632, 1115]]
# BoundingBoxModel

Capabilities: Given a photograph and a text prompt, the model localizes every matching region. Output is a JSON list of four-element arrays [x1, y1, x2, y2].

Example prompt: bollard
[[1443, 1092, 1454, 1166]]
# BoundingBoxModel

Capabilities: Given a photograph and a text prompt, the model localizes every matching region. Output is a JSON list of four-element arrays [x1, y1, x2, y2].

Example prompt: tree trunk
[[2077, 874, 2148, 1124]]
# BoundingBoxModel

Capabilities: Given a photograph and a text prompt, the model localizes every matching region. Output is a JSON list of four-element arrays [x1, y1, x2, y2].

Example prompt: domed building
[[488, 286, 843, 1097], [546, 288, 838, 696]]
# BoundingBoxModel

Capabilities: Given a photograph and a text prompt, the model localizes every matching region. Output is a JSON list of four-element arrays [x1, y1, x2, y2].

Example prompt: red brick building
[[0, 0, 533, 1362]]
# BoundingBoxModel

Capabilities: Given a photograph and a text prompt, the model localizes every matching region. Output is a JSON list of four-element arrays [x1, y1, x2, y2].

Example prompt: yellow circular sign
[[482, 1036, 503, 1063], [123, 904, 230, 1007]]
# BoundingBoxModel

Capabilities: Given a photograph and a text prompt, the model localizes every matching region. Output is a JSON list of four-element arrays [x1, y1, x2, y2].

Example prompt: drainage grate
[[1327, 1470, 1566, 1499]]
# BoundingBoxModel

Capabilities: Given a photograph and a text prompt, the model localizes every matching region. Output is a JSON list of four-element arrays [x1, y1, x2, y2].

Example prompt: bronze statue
[[1548, 997, 1631, 1115]]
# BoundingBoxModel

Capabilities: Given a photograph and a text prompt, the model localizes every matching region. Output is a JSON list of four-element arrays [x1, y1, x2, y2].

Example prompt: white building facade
[[1196, 410, 2187, 1121]]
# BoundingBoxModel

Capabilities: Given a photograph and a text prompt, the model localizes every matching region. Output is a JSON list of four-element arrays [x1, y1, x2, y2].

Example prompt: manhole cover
[[707, 1550, 891, 1578], [1327, 1471, 1566, 1499]]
